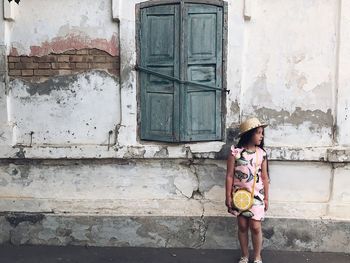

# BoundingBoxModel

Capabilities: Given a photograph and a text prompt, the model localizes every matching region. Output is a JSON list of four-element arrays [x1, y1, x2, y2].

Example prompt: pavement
[[0, 245, 349, 263]]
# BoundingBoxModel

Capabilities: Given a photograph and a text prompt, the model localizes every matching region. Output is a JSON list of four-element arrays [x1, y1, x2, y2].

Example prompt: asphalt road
[[0, 245, 349, 263]]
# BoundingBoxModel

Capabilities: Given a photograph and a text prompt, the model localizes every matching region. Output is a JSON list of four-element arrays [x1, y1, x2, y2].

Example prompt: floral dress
[[231, 146, 267, 221]]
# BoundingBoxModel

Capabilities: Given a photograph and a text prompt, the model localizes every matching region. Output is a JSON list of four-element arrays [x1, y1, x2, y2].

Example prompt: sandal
[[238, 257, 249, 263], [253, 260, 263, 263]]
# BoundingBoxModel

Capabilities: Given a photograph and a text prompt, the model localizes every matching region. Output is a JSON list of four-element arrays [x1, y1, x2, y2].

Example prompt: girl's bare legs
[[249, 219, 263, 260], [237, 216, 249, 258]]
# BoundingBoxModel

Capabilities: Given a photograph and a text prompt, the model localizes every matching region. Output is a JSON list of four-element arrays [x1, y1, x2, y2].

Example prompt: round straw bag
[[232, 150, 259, 211]]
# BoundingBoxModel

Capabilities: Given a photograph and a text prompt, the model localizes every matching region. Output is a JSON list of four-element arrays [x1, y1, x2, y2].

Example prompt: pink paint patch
[[28, 33, 119, 57]]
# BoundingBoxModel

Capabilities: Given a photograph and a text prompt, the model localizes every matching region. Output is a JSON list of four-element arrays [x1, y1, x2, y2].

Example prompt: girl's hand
[[264, 199, 269, 211], [225, 197, 233, 209], [225, 197, 238, 216]]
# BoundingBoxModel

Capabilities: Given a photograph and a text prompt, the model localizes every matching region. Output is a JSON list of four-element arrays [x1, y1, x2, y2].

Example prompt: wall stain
[[9, 164, 33, 186], [284, 229, 312, 248], [263, 227, 275, 239], [5, 212, 45, 227], [154, 147, 169, 158], [15, 71, 118, 96], [254, 106, 333, 130], [123, 146, 146, 159], [230, 100, 240, 115], [15, 147, 26, 158]]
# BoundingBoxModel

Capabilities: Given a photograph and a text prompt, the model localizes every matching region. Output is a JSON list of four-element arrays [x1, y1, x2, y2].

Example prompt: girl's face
[[252, 127, 264, 146]]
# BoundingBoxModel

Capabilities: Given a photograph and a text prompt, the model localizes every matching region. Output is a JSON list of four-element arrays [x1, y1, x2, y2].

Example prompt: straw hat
[[237, 117, 268, 137]]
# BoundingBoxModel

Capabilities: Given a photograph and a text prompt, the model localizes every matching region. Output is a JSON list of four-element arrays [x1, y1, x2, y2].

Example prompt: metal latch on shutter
[[135, 65, 230, 94]]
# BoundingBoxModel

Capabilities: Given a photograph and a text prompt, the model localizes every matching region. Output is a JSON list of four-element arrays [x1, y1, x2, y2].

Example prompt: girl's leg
[[237, 216, 249, 258], [249, 219, 263, 261]]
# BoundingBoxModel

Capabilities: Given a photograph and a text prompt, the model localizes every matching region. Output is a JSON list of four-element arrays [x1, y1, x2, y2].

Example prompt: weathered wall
[[337, 0, 350, 147], [1, 0, 121, 154], [0, 159, 342, 219], [239, 0, 336, 147], [0, 0, 350, 252], [0, 159, 349, 252]]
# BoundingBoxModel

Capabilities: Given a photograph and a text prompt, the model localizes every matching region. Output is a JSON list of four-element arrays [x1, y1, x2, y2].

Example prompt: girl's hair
[[237, 127, 269, 175], [237, 127, 265, 149]]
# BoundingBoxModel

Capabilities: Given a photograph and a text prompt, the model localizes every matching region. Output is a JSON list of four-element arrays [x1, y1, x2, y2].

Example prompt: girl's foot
[[253, 260, 263, 263], [238, 257, 249, 263]]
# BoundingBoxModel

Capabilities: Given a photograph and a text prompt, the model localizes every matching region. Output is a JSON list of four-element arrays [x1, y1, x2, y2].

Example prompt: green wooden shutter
[[140, 5, 180, 142], [181, 4, 223, 141], [139, 2, 223, 142]]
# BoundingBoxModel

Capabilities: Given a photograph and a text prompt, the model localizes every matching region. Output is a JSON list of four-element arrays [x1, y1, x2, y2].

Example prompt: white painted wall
[[0, 160, 341, 220], [0, 0, 349, 221], [337, 0, 350, 147], [2, 0, 121, 149], [0, 0, 347, 157], [6, 0, 118, 56], [8, 72, 120, 146], [240, 0, 337, 147]]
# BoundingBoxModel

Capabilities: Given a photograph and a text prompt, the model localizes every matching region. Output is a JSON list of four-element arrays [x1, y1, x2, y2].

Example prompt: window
[[137, 0, 226, 142]]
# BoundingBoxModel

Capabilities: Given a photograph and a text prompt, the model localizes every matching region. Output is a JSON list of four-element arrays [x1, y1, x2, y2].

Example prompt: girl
[[225, 117, 270, 263]]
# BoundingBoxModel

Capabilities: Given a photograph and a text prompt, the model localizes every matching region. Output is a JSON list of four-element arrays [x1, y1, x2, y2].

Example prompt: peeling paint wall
[[8, 0, 118, 57], [1, 0, 121, 149], [0, 0, 350, 250], [239, 0, 337, 147]]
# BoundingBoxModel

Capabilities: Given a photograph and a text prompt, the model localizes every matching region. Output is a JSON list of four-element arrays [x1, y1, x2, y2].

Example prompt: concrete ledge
[[1, 145, 350, 163], [0, 213, 349, 253]]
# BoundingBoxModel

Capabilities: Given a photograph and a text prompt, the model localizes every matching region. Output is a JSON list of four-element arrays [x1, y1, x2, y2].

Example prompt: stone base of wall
[[1, 213, 349, 253], [1, 159, 349, 252]]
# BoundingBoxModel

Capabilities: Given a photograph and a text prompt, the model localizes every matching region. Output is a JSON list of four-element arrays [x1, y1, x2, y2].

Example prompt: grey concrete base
[[0, 245, 350, 263], [0, 213, 349, 253]]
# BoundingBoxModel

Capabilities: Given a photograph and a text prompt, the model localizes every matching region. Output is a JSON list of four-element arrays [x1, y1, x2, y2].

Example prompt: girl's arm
[[261, 156, 270, 211], [225, 153, 235, 210]]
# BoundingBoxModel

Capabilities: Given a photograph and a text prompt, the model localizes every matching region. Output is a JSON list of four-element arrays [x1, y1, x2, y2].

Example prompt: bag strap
[[251, 148, 259, 200]]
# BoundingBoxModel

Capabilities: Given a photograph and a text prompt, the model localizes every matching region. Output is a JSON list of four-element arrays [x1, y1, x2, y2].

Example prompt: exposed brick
[[57, 55, 70, 62], [9, 70, 21, 76], [22, 69, 34, 76], [107, 69, 119, 75], [34, 69, 53, 76], [58, 69, 73, 75], [56, 62, 74, 69], [105, 56, 118, 63], [34, 56, 56, 63], [73, 69, 87, 74], [8, 56, 20, 63], [93, 56, 106, 63], [63, 50, 77, 55], [51, 70, 59, 76], [89, 49, 107, 55], [76, 49, 89, 55], [7, 50, 120, 80], [21, 76, 37, 82], [14, 63, 24, 70], [82, 56, 94, 62], [23, 62, 39, 69], [52, 62, 76, 70], [75, 63, 89, 69], [20, 57, 34, 63], [70, 55, 84, 62], [91, 63, 115, 69], [38, 63, 51, 69]]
